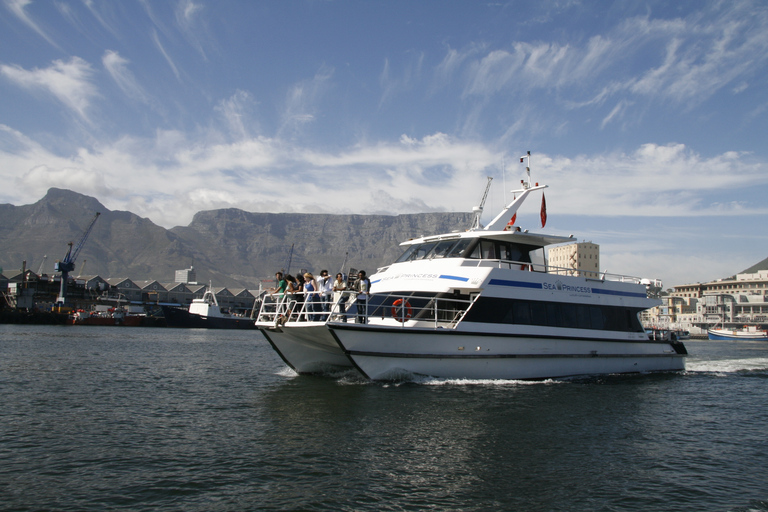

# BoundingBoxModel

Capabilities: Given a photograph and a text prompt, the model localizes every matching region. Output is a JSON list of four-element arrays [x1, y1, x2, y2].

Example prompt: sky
[[1, 0, 767, 289]]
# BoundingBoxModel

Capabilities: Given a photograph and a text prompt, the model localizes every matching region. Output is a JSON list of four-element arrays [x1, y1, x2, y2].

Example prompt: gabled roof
[[162, 282, 193, 293], [105, 277, 138, 288], [134, 280, 168, 292]]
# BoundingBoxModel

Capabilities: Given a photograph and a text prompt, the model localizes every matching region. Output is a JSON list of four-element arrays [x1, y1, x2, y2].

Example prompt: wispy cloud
[[4, 0, 61, 48], [151, 28, 182, 81], [102, 50, 149, 104], [278, 66, 334, 139], [447, 2, 768, 117], [0, 57, 96, 121], [175, 0, 208, 60]]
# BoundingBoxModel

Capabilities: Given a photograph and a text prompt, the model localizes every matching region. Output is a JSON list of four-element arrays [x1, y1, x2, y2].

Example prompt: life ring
[[391, 299, 413, 322]]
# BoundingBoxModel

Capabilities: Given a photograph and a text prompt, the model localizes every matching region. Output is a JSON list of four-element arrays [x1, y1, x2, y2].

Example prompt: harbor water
[[1, 325, 767, 511]]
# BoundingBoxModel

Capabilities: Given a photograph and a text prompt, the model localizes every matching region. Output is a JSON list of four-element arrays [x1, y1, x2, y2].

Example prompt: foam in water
[[686, 357, 768, 374]]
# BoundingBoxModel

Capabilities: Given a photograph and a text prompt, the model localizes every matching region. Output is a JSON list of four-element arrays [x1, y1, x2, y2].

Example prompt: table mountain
[[0, 188, 472, 289]]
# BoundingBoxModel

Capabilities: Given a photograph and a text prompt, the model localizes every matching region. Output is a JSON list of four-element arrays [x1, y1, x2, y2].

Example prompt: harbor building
[[548, 242, 600, 278], [646, 270, 768, 335], [175, 266, 197, 284]]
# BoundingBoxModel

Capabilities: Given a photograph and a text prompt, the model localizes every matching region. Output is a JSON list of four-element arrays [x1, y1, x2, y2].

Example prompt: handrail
[[255, 290, 475, 330], [460, 258, 649, 284]]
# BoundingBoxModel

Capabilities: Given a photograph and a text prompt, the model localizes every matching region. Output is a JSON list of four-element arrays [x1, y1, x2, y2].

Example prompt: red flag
[[507, 212, 517, 226], [540, 193, 547, 228]]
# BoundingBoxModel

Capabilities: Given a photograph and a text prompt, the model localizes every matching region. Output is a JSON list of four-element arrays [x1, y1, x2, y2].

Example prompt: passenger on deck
[[303, 272, 320, 321], [317, 270, 333, 317], [333, 272, 348, 322], [353, 270, 370, 324]]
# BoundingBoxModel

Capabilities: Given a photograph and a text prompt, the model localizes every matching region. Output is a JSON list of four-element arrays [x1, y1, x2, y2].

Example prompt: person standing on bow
[[332, 272, 348, 322], [303, 272, 320, 321], [317, 270, 333, 319], [353, 270, 371, 324]]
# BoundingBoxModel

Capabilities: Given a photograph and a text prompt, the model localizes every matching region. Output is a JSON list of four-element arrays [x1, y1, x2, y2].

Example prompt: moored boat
[[162, 286, 257, 329], [69, 305, 144, 326], [255, 156, 687, 380], [707, 326, 768, 341]]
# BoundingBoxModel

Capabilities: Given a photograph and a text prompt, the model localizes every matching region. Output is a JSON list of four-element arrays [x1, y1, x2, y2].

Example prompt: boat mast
[[483, 151, 547, 231]]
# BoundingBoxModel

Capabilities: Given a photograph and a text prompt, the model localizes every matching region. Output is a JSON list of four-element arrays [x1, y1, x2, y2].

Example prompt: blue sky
[[2, 0, 767, 288]]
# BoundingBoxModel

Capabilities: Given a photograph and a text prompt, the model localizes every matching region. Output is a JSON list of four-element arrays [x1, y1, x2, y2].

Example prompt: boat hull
[[161, 305, 257, 329], [258, 323, 353, 374], [707, 329, 768, 341], [330, 325, 686, 380], [70, 315, 144, 326]]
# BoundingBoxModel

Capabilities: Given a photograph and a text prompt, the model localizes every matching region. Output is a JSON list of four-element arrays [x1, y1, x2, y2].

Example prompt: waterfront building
[[162, 282, 195, 305], [651, 270, 768, 333], [548, 242, 600, 278], [175, 266, 197, 284], [104, 278, 143, 302]]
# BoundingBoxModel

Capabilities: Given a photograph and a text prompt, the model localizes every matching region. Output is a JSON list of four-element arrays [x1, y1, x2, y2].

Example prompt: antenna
[[484, 151, 547, 231], [520, 150, 531, 188]]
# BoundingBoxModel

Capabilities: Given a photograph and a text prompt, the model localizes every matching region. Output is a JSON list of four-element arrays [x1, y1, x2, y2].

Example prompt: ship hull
[[161, 305, 257, 329], [330, 324, 686, 380], [259, 323, 353, 374]]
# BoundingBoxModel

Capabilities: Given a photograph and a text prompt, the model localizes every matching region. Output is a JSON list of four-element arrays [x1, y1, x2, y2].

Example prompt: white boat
[[255, 159, 687, 380], [162, 286, 257, 329], [707, 326, 768, 341]]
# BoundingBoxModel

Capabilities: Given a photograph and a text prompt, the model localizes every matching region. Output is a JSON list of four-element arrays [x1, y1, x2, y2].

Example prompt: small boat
[[707, 326, 768, 341], [161, 286, 257, 329], [69, 305, 143, 326], [255, 158, 687, 380]]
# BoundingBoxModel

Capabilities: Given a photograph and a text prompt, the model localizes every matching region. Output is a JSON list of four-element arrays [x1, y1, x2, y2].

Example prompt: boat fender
[[391, 299, 413, 322]]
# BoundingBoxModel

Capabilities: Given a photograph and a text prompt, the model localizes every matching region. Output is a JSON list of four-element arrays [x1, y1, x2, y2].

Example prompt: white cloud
[[278, 66, 334, 139], [102, 50, 149, 104], [4, 0, 60, 48], [175, 0, 208, 60], [151, 28, 181, 81], [0, 57, 96, 121], [448, 2, 768, 115]]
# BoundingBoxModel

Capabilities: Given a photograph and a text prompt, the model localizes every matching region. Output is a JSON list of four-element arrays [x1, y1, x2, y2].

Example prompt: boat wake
[[685, 357, 768, 375]]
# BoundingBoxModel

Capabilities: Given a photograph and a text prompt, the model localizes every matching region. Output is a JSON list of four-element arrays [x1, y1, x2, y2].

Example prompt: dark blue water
[[1, 325, 767, 512]]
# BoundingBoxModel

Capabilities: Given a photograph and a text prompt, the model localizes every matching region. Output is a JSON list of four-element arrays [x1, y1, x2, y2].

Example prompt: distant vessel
[[69, 305, 143, 326], [255, 157, 687, 380], [162, 286, 257, 329], [707, 326, 768, 341]]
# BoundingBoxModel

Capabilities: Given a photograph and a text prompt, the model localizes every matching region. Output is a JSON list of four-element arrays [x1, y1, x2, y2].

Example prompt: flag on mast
[[540, 193, 547, 228]]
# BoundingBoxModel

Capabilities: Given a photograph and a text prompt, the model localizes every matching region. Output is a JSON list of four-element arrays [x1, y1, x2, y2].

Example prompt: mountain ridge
[[0, 188, 474, 289]]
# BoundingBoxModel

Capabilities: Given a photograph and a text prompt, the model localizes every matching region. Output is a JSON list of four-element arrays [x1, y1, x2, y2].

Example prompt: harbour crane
[[55, 212, 100, 308], [470, 176, 493, 230], [282, 243, 294, 275], [36, 255, 48, 275]]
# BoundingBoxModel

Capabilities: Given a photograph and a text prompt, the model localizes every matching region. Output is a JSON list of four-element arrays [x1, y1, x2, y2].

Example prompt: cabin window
[[464, 238, 536, 263], [396, 245, 420, 262], [447, 238, 473, 258], [428, 240, 459, 259], [463, 297, 646, 333], [480, 240, 498, 259]]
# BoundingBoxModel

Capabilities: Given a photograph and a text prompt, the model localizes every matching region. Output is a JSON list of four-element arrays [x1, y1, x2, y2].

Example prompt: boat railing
[[255, 291, 475, 329], [463, 258, 650, 284], [256, 291, 360, 325], [364, 292, 476, 329]]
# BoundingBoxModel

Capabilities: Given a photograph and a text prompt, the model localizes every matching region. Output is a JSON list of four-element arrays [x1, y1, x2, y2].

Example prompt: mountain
[[0, 188, 473, 289], [740, 257, 768, 276]]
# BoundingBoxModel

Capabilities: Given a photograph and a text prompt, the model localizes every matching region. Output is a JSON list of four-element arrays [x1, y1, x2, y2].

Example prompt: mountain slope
[[0, 189, 473, 288]]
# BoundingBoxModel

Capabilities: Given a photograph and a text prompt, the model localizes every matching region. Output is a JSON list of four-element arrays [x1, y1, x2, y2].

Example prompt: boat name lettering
[[383, 273, 440, 281], [543, 281, 592, 294]]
